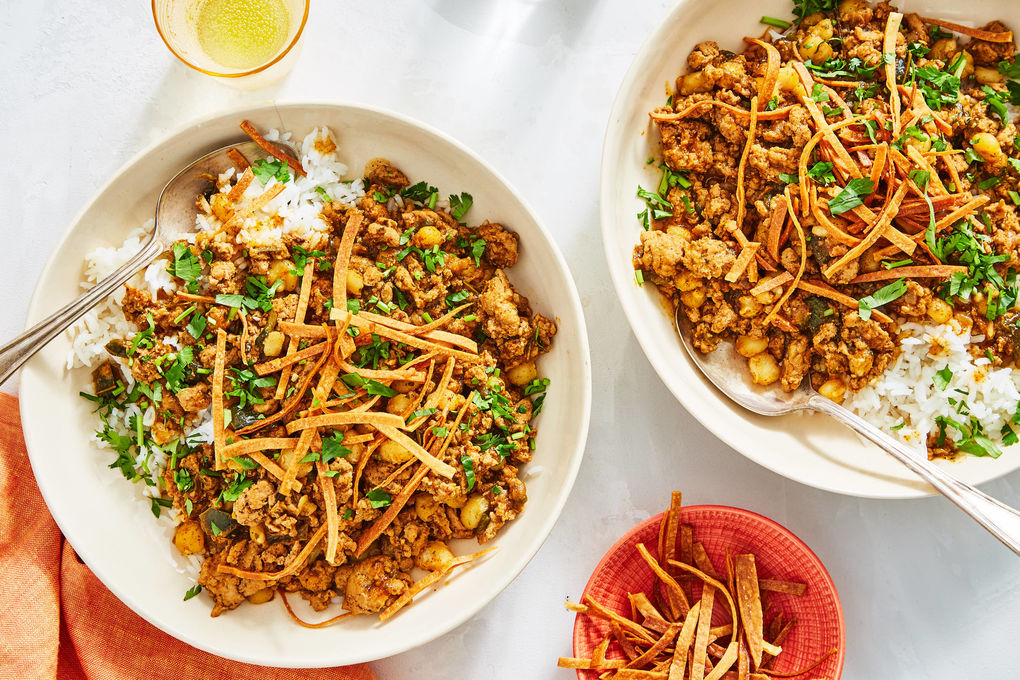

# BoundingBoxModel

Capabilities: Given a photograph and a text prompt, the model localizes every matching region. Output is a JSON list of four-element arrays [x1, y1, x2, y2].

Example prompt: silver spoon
[[675, 307, 1020, 556], [0, 139, 291, 384]]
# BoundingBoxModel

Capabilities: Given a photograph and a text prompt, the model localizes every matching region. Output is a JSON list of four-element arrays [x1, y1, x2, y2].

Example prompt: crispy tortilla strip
[[678, 523, 695, 598], [316, 460, 341, 564], [286, 411, 404, 433], [734, 96, 760, 236], [279, 427, 314, 495], [282, 316, 477, 354], [650, 101, 796, 123], [690, 582, 715, 680], [761, 619, 796, 669], [557, 657, 627, 671], [577, 596, 658, 644], [692, 542, 718, 579], [279, 590, 354, 629], [591, 637, 611, 667], [631, 592, 670, 634], [883, 13, 903, 137], [822, 181, 909, 278], [738, 638, 749, 680], [226, 146, 250, 171], [881, 223, 917, 255], [218, 523, 327, 581], [212, 329, 227, 470], [627, 623, 681, 669], [227, 166, 255, 203], [667, 600, 701, 680], [763, 194, 807, 328], [746, 40, 780, 109], [254, 340, 330, 376], [238, 310, 251, 366], [355, 463, 429, 557], [326, 311, 480, 363], [757, 579, 807, 597], [704, 641, 738, 680], [407, 303, 473, 336], [612, 621, 642, 661], [765, 196, 787, 261], [221, 437, 299, 458], [897, 194, 961, 216], [353, 310, 478, 352], [795, 279, 893, 324], [920, 16, 1012, 41], [664, 491, 683, 569], [615, 671, 668, 680], [234, 182, 286, 222], [734, 554, 765, 668], [667, 560, 740, 639], [274, 258, 316, 399], [850, 265, 965, 284], [240, 119, 306, 176], [748, 272, 792, 297], [376, 424, 457, 478], [811, 201, 861, 248], [331, 209, 364, 313], [352, 436, 383, 506], [337, 361, 422, 383], [928, 195, 990, 236], [792, 64, 862, 180], [726, 242, 761, 283], [636, 543, 691, 619], [763, 648, 838, 678], [377, 547, 496, 622], [175, 292, 218, 304]]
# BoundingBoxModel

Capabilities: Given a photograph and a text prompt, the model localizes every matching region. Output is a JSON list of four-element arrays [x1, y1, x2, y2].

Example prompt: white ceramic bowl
[[20, 101, 591, 666], [601, 0, 1020, 498]]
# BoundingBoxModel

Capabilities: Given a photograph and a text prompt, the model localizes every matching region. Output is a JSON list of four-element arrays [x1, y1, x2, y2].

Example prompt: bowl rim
[[20, 99, 593, 666], [570, 504, 847, 679]]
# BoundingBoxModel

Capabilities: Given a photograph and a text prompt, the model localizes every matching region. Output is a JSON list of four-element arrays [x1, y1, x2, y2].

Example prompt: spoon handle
[[810, 394, 1020, 556], [0, 237, 165, 385]]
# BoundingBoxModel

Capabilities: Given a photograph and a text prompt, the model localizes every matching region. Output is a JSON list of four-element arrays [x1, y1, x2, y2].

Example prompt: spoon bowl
[[0, 139, 290, 384]]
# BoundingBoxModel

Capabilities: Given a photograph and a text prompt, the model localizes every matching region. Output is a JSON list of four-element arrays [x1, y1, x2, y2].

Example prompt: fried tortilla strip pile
[[558, 492, 838, 679]]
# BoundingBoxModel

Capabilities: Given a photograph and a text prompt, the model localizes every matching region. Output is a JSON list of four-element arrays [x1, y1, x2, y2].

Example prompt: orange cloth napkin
[[0, 392, 377, 680]]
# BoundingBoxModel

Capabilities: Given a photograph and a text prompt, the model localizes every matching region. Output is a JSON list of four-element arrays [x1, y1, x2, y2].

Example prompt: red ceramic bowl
[[571, 505, 845, 679]]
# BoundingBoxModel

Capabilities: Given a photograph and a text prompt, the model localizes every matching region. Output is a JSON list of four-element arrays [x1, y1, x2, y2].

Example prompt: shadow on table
[[423, 0, 598, 48]]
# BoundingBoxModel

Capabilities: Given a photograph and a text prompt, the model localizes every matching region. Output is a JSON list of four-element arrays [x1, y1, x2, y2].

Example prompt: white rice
[[847, 321, 1020, 455], [67, 127, 364, 572]]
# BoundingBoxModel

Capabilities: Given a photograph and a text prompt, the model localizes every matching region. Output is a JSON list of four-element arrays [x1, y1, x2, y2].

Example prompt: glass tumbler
[[152, 0, 309, 89]]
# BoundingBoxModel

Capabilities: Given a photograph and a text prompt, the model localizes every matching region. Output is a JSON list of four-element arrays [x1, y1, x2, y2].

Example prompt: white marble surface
[[3, 0, 1019, 677]]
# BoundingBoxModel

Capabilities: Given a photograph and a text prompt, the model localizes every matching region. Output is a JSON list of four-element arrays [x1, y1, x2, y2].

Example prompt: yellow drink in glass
[[195, 0, 290, 70], [152, 0, 308, 87]]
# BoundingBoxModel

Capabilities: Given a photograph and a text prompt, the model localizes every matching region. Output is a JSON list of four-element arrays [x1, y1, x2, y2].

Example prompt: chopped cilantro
[[449, 192, 473, 221], [461, 455, 476, 491], [828, 178, 875, 215], [320, 431, 351, 463], [857, 278, 907, 320], [366, 488, 392, 509], [251, 158, 290, 185], [806, 161, 835, 186], [933, 366, 953, 391], [168, 243, 202, 293], [150, 496, 172, 518]]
